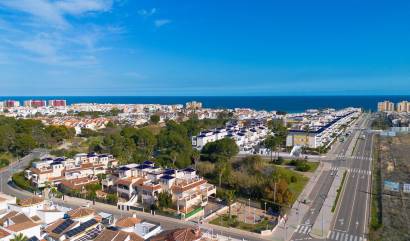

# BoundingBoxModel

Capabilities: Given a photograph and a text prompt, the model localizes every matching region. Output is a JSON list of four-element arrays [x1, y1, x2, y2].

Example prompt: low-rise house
[[44, 217, 102, 241], [94, 228, 143, 241], [149, 227, 203, 241], [114, 216, 162, 240], [0, 211, 42, 241], [115, 163, 216, 215]]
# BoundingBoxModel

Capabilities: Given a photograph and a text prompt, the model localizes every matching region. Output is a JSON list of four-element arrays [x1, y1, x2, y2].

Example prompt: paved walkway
[[269, 161, 330, 241]]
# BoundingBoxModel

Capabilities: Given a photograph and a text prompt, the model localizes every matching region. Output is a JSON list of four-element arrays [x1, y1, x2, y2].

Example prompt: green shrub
[[0, 158, 10, 168], [12, 171, 33, 192], [274, 156, 285, 165]]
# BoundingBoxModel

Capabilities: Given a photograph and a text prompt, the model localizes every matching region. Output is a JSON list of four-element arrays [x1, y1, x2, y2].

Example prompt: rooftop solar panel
[[65, 219, 98, 238], [52, 219, 74, 234]]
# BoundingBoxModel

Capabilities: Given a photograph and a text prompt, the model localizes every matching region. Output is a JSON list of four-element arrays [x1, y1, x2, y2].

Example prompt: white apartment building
[[115, 161, 216, 215], [25, 153, 118, 188], [191, 121, 269, 153], [286, 108, 361, 148]]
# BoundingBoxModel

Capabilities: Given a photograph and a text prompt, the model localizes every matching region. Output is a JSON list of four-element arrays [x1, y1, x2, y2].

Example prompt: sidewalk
[[268, 161, 331, 241], [310, 167, 346, 239]]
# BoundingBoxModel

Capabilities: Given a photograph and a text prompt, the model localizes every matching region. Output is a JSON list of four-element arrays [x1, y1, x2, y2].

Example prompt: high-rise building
[[48, 99, 67, 107], [4, 100, 20, 108], [377, 101, 395, 112], [24, 100, 47, 108], [185, 101, 202, 110], [397, 101, 410, 113]]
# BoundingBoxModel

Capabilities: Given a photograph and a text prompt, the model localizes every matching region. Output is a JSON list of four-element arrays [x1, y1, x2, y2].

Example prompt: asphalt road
[[0, 149, 268, 241], [329, 116, 373, 241], [290, 114, 372, 241]]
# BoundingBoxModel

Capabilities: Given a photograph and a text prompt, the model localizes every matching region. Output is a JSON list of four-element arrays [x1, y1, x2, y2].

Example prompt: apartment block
[[397, 101, 410, 113], [286, 108, 360, 148], [115, 161, 216, 215], [48, 99, 67, 107], [25, 153, 118, 188], [4, 100, 20, 108], [377, 100, 395, 112], [191, 121, 269, 153], [24, 100, 47, 108]]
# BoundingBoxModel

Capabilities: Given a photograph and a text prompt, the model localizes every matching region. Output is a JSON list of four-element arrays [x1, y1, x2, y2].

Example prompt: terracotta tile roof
[[0, 212, 40, 232], [116, 177, 136, 186], [18, 196, 44, 207], [44, 218, 78, 239], [30, 167, 52, 175], [141, 184, 161, 191], [171, 179, 207, 193], [60, 177, 99, 190], [94, 229, 144, 241], [0, 211, 19, 225], [0, 228, 10, 239], [115, 217, 141, 228], [67, 207, 95, 219], [150, 228, 202, 241], [6, 220, 39, 232]]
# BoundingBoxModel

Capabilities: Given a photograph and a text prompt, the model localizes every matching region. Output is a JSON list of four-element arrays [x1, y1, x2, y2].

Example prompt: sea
[[1, 96, 409, 113]]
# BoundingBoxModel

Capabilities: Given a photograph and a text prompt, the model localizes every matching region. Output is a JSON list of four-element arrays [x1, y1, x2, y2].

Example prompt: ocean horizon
[[1, 95, 409, 113]]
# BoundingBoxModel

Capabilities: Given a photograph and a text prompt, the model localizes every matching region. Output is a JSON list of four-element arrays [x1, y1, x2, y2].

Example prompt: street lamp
[[248, 198, 251, 223], [264, 202, 267, 214]]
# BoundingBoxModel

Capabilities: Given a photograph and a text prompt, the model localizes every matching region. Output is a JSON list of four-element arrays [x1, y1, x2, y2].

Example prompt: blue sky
[[0, 0, 409, 96]]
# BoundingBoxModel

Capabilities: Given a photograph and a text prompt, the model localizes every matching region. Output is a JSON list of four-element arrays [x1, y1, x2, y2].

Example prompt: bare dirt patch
[[373, 134, 410, 241]]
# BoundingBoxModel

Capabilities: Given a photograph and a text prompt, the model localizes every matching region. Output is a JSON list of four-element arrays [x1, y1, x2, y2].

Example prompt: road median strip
[[332, 170, 347, 213]]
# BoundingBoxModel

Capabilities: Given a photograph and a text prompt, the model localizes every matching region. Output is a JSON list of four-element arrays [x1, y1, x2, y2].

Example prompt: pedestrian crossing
[[295, 225, 312, 234], [329, 167, 371, 177], [335, 154, 372, 161], [331, 167, 339, 172], [347, 168, 371, 175], [327, 230, 367, 241]]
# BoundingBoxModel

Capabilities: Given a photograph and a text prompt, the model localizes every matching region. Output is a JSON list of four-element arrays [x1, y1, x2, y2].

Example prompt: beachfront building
[[24, 100, 47, 108], [3, 100, 20, 108], [48, 100, 67, 107], [377, 101, 395, 112], [114, 161, 216, 215], [397, 101, 410, 113], [24, 153, 118, 189]]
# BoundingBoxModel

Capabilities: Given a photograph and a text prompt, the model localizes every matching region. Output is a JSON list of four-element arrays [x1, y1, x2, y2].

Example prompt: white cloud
[[0, 0, 68, 27], [0, 0, 113, 28], [0, 0, 119, 66], [56, 0, 112, 15], [138, 8, 156, 17], [154, 19, 171, 28]]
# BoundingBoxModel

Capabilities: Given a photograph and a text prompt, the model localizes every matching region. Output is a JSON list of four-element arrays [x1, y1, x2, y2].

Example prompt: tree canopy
[[201, 138, 239, 163]]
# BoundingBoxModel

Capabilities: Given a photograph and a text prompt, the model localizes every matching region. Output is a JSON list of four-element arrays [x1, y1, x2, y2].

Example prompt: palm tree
[[10, 233, 28, 241]]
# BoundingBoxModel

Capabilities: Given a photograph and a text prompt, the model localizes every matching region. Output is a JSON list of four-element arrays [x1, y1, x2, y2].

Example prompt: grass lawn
[[283, 159, 319, 172], [271, 165, 309, 203], [305, 161, 319, 172], [210, 214, 275, 233]]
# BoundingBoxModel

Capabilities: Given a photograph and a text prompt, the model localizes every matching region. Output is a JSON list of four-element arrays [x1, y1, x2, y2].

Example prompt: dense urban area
[[0, 99, 407, 241]]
